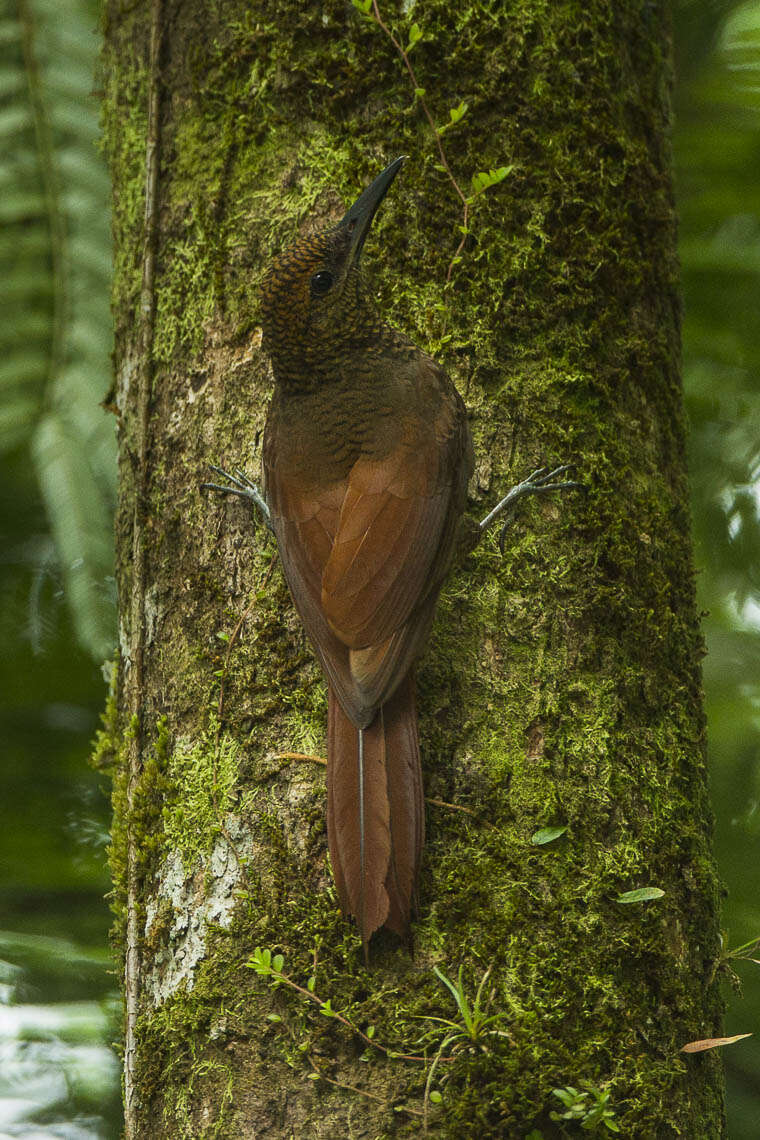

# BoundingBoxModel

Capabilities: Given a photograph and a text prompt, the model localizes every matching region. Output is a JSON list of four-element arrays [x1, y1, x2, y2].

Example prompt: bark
[[99, 0, 726, 1136]]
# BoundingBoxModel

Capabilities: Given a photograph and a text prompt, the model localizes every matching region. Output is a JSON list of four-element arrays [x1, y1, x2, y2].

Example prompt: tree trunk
[[100, 0, 725, 1136]]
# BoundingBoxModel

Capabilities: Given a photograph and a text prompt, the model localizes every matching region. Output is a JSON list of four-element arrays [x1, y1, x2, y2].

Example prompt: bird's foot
[[201, 465, 273, 532], [478, 465, 583, 554]]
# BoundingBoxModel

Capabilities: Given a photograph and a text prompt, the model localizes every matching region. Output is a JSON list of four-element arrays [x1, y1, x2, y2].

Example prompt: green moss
[[162, 1058, 235, 1139], [162, 715, 241, 871], [90, 659, 120, 771], [99, 48, 149, 339]]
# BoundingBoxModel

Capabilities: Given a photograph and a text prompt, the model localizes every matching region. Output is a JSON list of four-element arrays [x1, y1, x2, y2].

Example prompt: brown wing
[[321, 420, 452, 647], [265, 359, 471, 726]]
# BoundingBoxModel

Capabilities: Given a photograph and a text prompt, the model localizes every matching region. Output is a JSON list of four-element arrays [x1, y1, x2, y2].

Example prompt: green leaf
[[449, 100, 468, 123], [0, 0, 116, 660], [0, 351, 48, 389], [470, 165, 513, 196], [366, 1024, 375, 1038], [429, 1090, 442, 1103], [266, 1013, 281, 1022], [406, 23, 423, 51], [530, 825, 568, 845], [414, 87, 426, 98], [249, 947, 274, 974], [320, 999, 335, 1017], [272, 954, 284, 974], [32, 413, 115, 660], [616, 887, 665, 904], [307, 975, 316, 993], [350, 0, 373, 13], [434, 965, 476, 1035], [0, 104, 32, 137], [433, 965, 463, 1009], [553, 1087, 582, 1108], [0, 394, 40, 451]]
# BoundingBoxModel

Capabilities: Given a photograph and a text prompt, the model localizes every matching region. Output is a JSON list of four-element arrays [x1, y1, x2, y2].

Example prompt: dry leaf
[[680, 1033, 752, 1053]]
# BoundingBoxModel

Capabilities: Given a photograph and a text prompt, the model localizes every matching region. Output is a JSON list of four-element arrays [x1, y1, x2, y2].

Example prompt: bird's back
[[263, 341, 471, 725]]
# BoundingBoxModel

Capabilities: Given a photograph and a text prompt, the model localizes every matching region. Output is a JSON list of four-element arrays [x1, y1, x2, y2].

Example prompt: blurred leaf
[[674, 6, 760, 1132], [722, 2, 760, 109], [0, 0, 115, 658], [32, 413, 114, 660]]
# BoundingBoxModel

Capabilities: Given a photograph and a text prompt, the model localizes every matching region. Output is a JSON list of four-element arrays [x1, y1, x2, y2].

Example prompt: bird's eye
[[310, 271, 334, 296]]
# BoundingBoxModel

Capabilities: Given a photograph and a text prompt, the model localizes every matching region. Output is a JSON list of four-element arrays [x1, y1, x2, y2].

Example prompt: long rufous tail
[[326, 674, 424, 958]]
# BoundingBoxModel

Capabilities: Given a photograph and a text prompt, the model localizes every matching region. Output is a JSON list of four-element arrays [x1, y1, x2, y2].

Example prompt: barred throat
[[266, 316, 419, 393]]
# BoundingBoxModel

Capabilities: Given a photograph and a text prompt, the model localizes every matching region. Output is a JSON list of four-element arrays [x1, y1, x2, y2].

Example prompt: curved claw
[[200, 464, 273, 531], [479, 462, 584, 553]]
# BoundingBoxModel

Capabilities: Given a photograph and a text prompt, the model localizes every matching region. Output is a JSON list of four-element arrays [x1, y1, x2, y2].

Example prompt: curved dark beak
[[337, 155, 406, 261]]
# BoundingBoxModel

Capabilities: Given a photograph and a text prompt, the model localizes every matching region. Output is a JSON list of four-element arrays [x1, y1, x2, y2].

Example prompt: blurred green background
[[0, 1, 757, 1135]]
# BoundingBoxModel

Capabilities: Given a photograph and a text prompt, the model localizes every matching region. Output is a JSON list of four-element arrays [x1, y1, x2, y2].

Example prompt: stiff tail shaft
[[326, 675, 423, 956]]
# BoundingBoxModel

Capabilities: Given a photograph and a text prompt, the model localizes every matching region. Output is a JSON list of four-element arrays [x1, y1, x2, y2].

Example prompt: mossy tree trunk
[[101, 0, 725, 1136]]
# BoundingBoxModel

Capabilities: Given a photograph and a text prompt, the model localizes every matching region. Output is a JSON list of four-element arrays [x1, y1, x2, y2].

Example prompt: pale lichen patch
[[144, 823, 250, 1004]]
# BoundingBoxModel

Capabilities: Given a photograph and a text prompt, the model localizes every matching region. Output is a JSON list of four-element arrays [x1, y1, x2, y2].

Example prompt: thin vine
[[353, 0, 512, 281], [249, 949, 513, 1132], [249, 946, 431, 1064]]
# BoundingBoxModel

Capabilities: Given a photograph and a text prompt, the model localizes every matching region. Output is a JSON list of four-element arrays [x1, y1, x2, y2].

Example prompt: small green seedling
[[350, 0, 513, 283], [417, 965, 510, 1130], [407, 22, 423, 51], [550, 1084, 620, 1133]]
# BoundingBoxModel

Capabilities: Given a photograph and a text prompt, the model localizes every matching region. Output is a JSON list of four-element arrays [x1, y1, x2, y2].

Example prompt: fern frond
[[722, 1, 760, 112], [1, 0, 116, 658], [32, 411, 115, 661]]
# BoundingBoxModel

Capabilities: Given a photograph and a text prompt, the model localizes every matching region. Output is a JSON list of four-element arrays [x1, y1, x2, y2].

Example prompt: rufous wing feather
[[327, 687, 391, 953], [326, 678, 423, 952], [381, 673, 424, 937]]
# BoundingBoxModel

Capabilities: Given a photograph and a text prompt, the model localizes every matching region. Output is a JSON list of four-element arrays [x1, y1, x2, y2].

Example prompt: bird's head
[[260, 157, 405, 378]]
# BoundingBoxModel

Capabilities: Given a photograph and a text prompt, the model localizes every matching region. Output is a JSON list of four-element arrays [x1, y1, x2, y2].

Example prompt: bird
[[204, 156, 579, 960]]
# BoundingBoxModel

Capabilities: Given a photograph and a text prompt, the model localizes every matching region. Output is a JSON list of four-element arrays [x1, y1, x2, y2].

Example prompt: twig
[[264, 964, 432, 1063], [425, 796, 475, 817], [423, 1036, 453, 1134], [277, 753, 475, 816], [274, 751, 327, 765], [306, 1056, 388, 1105]]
